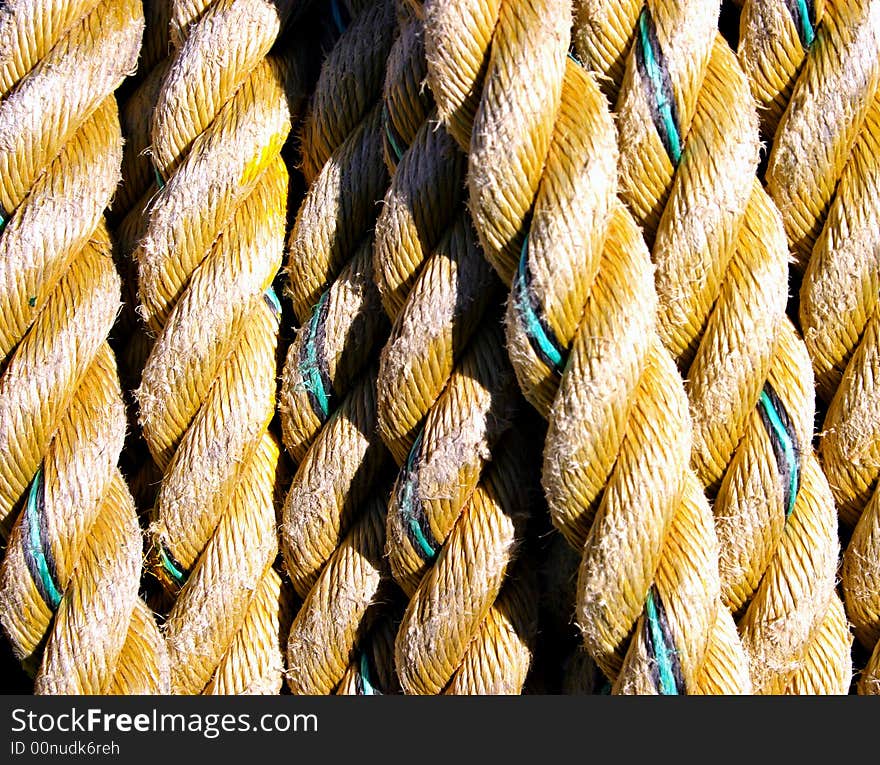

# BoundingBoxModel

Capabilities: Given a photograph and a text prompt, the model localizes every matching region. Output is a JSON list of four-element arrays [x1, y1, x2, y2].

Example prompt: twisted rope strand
[[424, 0, 744, 692], [739, 0, 879, 691], [576, 0, 849, 692], [393, 437, 534, 694], [372, 5, 538, 694], [281, 0, 401, 695], [0, 0, 169, 692], [135, 0, 298, 694]]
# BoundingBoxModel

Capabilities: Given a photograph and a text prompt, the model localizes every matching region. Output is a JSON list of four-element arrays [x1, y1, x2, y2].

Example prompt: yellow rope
[[739, 0, 880, 694], [0, 0, 169, 693], [2, 0, 872, 696], [572, 0, 850, 693], [110, 1, 173, 520], [281, 0, 402, 696], [423, 0, 746, 693], [375, 8, 537, 694], [134, 0, 300, 694]]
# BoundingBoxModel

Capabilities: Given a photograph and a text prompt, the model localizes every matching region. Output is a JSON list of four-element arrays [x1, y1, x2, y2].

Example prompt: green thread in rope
[[159, 543, 186, 586], [382, 104, 405, 163], [645, 589, 678, 695], [263, 286, 282, 319], [299, 291, 331, 420], [399, 431, 437, 561], [25, 468, 62, 610], [796, 0, 816, 46], [758, 389, 799, 518], [514, 237, 565, 375], [637, 10, 683, 165], [152, 162, 166, 190], [331, 0, 346, 36], [359, 653, 379, 695], [788, 0, 816, 48]]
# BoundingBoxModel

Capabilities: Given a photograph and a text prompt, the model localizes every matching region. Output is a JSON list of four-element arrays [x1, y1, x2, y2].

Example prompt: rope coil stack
[[738, 0, 880, 694], [0, 0, 169, 693], [281, 0, 403, 696], [133, 0, 303, 694], [0, 0, 876, 696]]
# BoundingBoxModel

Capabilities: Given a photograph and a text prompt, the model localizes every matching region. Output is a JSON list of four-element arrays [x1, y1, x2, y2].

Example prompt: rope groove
[[0, 0, 169, 693]]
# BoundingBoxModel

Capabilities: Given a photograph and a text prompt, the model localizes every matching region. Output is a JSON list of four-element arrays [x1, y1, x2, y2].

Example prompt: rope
[[0, 0, 169, 693], [281, 0, 402, 695], [335, 608, 403, 695], [739, 0, 880, 693], [134, 0, 300, 694], [111, 1, 173, 523], [543, 523, 751, 695], [570, 0, 849, 693], [423, 0, 747, 693], [375, 8, 537, 694]]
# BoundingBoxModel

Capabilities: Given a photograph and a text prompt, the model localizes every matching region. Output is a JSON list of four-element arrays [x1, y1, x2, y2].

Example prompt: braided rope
[[738, 0, 879, 693], [134, 0, 300, 694], [571, 0, 849, 693], [0, 0, 169, 692], [374, 8, 537, 694], [423, 0, 746, 693], [281, 0, 403, 695]]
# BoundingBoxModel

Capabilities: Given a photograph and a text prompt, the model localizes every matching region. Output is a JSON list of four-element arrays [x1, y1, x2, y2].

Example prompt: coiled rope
[[0, 0, 169, 693], [281, 0, 403, 696], [572, 0, 850, 693], [375, 7, 538, 695], [134, 0, 300, 694], [421, 0, 746, 693], [738, 0, 880, 694]]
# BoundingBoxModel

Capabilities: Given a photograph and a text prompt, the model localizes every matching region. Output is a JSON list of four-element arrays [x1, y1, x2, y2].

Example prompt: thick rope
[[281, 0, 402, 695], [740, 0, 878, 690], [335, 607, 403, 695], [134, 0, 299, 694], [739, 0, 880, 693], [423, 0, 747, 693], [572, 0, 849, 693], [111, 2, 174, 523], [375, 8, 537, 694], [0, 0, 169, 692]]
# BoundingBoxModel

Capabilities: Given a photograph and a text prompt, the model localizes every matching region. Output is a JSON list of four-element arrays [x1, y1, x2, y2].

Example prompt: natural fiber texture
[[573, 0, 849, 693], [112, 2, 174, 518], [281, 0, 402, 695], [375, 8, 537, 694], [542, 520, 751, 695], [0, 0, 169, 692], [739, 0, 880, 693], [134, 0, 301, 694], [423, 0, 747, 693]]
